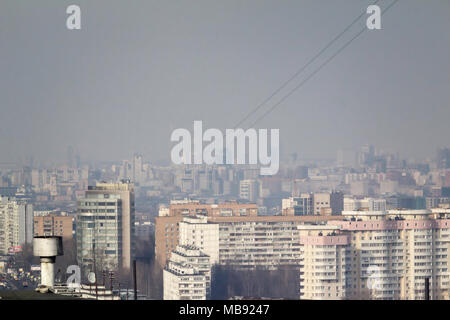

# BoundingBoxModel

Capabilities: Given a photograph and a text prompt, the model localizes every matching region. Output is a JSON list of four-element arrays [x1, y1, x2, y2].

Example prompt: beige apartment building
[[159, 200, 258, 217], [33, 214, 74, 240], [298, 225, 351, 300]]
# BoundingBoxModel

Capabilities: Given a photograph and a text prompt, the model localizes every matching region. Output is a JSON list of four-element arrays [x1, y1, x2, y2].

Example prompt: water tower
[[33, 236, 64, 288]]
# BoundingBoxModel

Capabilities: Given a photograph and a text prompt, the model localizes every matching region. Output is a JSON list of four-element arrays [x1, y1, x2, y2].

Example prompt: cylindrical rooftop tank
[[33, 236, 64, 288], [33, 236, 64, 257]]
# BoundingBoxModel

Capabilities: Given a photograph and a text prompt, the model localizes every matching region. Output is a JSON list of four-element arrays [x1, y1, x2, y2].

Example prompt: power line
[[233, 0, 382, 129], [247, 0, 399, 128]]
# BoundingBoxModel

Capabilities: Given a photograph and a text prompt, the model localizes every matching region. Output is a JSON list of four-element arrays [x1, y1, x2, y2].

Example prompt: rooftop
[[0, 290, 81, 300]]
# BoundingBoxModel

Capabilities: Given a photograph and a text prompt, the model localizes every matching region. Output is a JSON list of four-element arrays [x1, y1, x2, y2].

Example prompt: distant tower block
[[33, 236, 64, 288]]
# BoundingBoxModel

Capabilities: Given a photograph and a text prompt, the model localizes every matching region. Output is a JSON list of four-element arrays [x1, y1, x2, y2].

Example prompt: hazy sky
[[1, 0, 449, 165]]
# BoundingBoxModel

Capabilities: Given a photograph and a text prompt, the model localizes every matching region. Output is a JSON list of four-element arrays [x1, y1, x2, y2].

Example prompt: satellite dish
[[88, 272, 96, 284]]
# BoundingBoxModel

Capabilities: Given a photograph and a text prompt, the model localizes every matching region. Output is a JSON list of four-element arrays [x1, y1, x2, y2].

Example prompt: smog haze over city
[[1, 0, 449, 166], [1, 0, 450, 308]]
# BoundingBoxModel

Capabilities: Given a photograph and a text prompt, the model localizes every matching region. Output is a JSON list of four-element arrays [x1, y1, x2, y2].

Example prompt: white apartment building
[[175, 216, 336, 272], [0, 196, 33, 255], [163, 245, 211, 300], [179, 216, 219, 264], [217, 218, 302, 269]]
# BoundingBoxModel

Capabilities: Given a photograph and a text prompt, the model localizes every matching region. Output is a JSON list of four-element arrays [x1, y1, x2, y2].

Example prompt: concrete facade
[[163, 245, 211, 300]]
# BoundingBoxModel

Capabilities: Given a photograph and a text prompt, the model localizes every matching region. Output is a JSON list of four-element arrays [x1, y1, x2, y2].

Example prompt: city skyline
[[1, 0, 450, 303]]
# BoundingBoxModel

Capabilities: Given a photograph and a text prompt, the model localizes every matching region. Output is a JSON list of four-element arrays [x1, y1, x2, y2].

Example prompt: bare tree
[[211, 264, 299, 299]]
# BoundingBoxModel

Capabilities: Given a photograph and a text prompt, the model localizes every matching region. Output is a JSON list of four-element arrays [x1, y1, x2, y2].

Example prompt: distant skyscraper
[[76, 181, 135, 274], [282, 192, 343, 216], [436, 148, 450, 169], [132, 154, 143, 184], [239, 179, 259, 202]]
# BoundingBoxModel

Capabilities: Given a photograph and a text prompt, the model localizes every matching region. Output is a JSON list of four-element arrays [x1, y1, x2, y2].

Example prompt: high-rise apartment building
[[76, 181, 135, 273], [173, 207, 450, 300], [298, 224, 351, 300], [300, 209, 450, 300], [163, 245, 211, 300], [179, 216, 219, 264], [0, 196, 33, 255], [168, 214, 342, 271], [155, 200, 257, 267]]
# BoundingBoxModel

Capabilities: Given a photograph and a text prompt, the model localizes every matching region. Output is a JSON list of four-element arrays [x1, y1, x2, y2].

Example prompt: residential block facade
[[163, 245, 211, 300]]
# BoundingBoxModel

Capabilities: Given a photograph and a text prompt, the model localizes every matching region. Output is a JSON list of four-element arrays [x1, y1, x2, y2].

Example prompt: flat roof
[[342, 211, 387, 216]]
